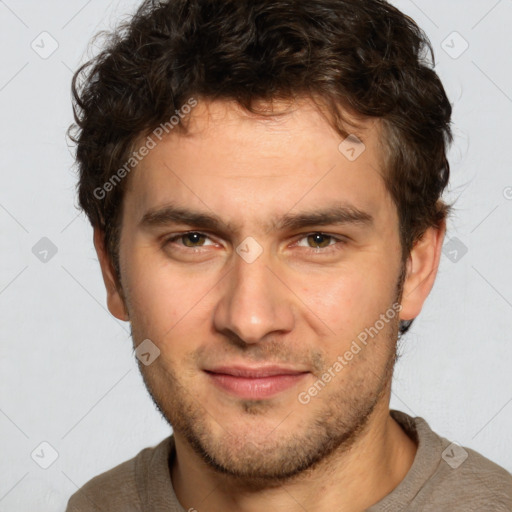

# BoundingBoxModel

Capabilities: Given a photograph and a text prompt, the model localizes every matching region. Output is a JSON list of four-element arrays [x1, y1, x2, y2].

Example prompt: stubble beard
[[126, 260, 406, 487], [133, 314, 400, 488]]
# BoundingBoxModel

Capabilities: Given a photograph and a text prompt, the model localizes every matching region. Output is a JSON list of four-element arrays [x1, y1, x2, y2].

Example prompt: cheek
[[298, 260, 399, 340], [122, 229, 401, 348], [122, 248, 200, 335]]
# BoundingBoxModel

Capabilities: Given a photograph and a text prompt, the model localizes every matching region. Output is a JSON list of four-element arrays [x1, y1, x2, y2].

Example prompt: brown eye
[[306, 233, 334, 249], [181, 232, 207, 247], [294, 232, 346, 255], [164, 231, 215, 249]]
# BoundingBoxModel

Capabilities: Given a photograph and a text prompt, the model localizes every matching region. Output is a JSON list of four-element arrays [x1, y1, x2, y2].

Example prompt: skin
[[94, 97, 445, 511]]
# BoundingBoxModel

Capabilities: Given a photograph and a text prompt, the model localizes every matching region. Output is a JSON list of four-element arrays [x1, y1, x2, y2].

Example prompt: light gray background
[[1, 0, 511, 510]]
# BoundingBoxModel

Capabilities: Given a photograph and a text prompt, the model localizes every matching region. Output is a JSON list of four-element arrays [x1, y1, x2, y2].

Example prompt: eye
[[162, 231, 346, 254], [294, 232, 346, 253], [164, 231, 216, 249]]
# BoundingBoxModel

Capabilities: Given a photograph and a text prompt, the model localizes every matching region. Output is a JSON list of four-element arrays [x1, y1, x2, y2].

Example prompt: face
[[102, 98, 420, 483]]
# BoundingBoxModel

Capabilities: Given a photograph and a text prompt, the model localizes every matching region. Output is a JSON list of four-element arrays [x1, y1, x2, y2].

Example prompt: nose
[[213, 246, 295, 345]]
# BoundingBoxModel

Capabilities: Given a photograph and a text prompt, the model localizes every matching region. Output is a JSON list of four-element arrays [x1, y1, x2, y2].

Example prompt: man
[[66, 0, 512, 510]]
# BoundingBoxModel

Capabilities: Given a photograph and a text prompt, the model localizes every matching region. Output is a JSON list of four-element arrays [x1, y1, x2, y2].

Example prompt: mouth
[[204, 365, 310, 400]]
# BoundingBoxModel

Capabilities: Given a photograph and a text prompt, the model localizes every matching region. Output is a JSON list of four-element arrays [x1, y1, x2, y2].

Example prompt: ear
[[400, 221, 446, 321], [93, 228, 129, 321]]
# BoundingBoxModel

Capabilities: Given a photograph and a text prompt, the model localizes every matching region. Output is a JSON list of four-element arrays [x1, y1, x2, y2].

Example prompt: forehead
[[123, 98, 396, 229]]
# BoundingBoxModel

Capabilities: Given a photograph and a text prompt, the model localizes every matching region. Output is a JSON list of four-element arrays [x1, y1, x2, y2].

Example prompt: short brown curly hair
[[68, 0, 453, 335]]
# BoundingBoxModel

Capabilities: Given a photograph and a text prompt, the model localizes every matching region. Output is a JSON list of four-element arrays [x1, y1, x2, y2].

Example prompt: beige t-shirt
[[66, 410, 512, 511]]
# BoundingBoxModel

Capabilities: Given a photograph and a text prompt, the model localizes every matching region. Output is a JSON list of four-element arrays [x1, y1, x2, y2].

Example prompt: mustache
[[192, 339, 326, 375]]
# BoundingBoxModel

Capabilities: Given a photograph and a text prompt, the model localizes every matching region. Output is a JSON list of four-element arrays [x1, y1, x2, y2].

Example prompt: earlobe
[[93, 228, 130, 321], [399, 221, 446, 322]]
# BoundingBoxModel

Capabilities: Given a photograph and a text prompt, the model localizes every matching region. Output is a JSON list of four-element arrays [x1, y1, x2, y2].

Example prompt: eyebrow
[[139, 202, 373, 236]]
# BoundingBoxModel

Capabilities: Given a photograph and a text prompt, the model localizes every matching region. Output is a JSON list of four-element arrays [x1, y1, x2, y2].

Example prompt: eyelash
[[162, 231, 347, 255]]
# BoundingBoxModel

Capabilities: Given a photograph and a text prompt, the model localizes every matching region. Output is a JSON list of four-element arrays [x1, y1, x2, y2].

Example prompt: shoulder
[[428, 443, 512, 508], [389, 410, 512, 510], [65, 437, 173, 512]]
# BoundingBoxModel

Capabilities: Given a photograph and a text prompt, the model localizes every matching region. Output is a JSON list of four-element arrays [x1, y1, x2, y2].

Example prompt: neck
[[170, 396, 417, 512]]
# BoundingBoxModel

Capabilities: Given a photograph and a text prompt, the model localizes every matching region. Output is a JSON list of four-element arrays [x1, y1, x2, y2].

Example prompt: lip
[[205, 365, 308, 378], [204, 365, 309, 399]]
